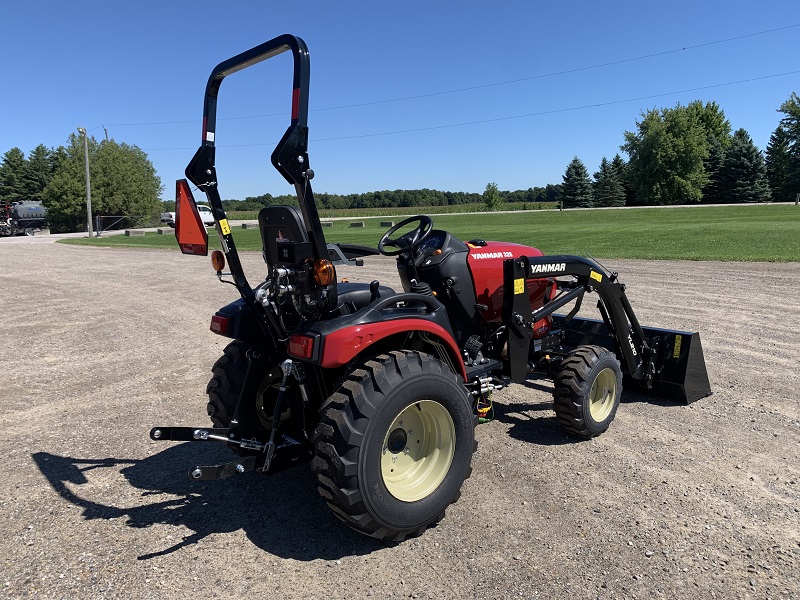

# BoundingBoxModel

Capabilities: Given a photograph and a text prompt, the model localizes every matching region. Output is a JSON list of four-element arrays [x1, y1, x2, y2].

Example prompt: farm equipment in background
[[0, 200, 47, 236], [150, 35, 711, 541]]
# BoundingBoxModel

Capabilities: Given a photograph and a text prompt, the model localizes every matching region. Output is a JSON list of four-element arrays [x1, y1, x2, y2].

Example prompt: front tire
[[312, 351, 476, 541], [553, 345, 622, 438]]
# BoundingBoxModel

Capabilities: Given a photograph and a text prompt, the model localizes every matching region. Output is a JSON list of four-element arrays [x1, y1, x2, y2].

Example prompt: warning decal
[[673, 334, 682, 358]]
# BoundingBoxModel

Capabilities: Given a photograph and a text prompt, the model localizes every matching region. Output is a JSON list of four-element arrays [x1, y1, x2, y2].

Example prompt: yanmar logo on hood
[[471, 251, 514, 260]]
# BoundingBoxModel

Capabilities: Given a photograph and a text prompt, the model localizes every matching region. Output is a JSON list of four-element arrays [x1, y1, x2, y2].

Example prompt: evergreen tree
[[21, 144, 56, 203], [592, 157, 625, 207], [717, 129, 770, 203], [610, 154, 635, 205], [561, 157, 593, 208], [765, 126, 791, 202], [702, 136, 726, 204], [0, 147, 27, 203]]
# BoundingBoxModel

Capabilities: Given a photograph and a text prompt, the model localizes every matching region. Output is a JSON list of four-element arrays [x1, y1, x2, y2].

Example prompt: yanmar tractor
[[151, 35, 711, 541]]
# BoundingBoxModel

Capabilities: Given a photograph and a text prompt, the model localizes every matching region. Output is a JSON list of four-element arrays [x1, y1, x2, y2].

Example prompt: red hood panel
[[466, 241, 547, 322]]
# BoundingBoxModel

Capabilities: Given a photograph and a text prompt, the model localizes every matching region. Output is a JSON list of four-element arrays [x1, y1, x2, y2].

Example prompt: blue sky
[[2, 1, 798, 200]]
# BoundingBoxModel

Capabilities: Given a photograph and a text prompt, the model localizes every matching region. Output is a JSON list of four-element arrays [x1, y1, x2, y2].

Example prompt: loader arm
[[502, 255, 711, 403]]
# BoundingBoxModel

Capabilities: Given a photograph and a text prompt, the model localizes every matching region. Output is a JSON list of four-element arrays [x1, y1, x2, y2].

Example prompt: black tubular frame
[[184, 34, 335, 318]]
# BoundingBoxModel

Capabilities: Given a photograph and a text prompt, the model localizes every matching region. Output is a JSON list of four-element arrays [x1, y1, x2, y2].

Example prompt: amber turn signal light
[[211, 250, 226, 272], [313, 259, 335, 286]]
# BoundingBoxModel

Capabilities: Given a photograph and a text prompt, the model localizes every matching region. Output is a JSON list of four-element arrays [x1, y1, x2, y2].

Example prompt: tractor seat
[[337, 281, 395, 314]]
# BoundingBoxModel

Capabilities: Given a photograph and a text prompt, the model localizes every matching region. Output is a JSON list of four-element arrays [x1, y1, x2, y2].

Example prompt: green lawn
[[61, 205, 800, 262]]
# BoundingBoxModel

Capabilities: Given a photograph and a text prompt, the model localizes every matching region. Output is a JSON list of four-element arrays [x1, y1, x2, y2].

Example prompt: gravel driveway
[[1, 242, 798, 599]]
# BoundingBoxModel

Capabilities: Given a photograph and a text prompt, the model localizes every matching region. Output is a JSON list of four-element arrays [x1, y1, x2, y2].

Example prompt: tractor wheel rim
[[589, 367, 617, 422], [381, 400, 455, 502]]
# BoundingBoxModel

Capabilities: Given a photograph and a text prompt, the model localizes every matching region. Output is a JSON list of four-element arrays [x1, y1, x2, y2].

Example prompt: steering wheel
[[378, 215, 433, 256]]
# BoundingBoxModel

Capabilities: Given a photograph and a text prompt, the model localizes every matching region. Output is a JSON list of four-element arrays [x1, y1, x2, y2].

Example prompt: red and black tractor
[[151, 35, 711, 541]]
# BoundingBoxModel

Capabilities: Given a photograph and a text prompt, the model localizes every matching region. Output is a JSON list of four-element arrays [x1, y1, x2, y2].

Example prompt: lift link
[[148, 359, 312, 481]]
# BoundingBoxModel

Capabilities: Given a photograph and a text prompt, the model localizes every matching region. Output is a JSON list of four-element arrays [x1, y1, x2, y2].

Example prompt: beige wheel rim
[[589, 367, 617, 422], [381, 400, 455, 502]]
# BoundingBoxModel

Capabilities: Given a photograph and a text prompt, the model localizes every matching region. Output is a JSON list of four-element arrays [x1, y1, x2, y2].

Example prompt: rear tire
[[553, 345, 622, 438], [206, 340, 285, 432], [312, 351, 476, 541]]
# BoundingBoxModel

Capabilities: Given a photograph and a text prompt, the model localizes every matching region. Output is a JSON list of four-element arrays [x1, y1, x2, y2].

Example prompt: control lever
[[369, 280, 380, 302]]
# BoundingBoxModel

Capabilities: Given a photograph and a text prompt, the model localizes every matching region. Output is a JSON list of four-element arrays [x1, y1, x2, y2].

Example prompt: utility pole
[[77, 128, 93, 237]]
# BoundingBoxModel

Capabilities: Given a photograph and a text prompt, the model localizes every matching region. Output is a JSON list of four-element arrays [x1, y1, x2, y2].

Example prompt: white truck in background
[[161, 205, 215, 228]]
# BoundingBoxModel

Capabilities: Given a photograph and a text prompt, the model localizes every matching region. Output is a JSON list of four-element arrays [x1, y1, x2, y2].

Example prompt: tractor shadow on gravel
[[32, 444, 384, 561], [490, 380, 576, 446], [492, 381, 665, 445]]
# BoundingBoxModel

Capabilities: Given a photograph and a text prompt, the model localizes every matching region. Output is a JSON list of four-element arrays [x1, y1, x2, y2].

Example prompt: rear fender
[[210, 298, 265, 347], [317, 318, 466, 380]]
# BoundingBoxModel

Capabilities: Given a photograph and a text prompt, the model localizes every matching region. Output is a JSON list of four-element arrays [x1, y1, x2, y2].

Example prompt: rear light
[[210, 315, 229, 335], [211, 250, 226, 272], [313, 259, 335, 286], [288, 334, 315, 359]]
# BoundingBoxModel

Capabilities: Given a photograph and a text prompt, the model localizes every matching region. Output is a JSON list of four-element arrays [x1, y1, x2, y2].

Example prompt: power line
[[141, 69, 800, 150], [106, 22, 799, 129]]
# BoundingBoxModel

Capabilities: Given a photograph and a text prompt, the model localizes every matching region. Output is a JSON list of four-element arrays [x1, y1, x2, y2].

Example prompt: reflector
[[288, 334, 314, 359], [210, 315, 229, 335], [175, 179, 208, 256]]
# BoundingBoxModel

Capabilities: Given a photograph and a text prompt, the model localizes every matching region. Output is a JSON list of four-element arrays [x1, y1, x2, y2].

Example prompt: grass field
[[61, 204, 800, 262]]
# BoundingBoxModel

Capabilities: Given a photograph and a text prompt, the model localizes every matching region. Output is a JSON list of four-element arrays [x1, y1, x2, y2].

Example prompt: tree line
[[0, 134, 162, 232], [3, 93, 797, 232], [219, 184, 564, 213], [560, 94, 800, 209]]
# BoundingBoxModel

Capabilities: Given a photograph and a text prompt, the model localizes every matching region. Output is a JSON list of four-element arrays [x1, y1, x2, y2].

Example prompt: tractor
[[150, 35, 711, 541]]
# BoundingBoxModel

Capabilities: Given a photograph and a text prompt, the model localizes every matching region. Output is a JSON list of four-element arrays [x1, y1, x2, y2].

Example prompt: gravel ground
[[1, 241, 798, 600]]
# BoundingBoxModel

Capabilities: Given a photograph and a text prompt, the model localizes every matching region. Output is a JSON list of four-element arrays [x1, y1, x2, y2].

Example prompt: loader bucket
[[554, 316, 712, 404]]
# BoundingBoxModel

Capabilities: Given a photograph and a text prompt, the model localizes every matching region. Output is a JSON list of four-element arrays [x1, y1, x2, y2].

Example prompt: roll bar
[[183, 34, 333, 309]]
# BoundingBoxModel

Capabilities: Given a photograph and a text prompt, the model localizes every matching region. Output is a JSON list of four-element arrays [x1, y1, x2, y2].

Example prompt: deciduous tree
[[43, 134, 162, 232], [622, 104, 709, 205], [483, 182, 502, 211]]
